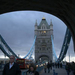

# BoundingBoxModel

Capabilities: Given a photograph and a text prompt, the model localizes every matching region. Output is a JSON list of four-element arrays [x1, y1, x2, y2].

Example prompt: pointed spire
[[42, 17, 45, 20], [35, 20, 37, 26], [35, 20, 38, 29], [50, 19, 53, 30], [50, 19, 53, 26]]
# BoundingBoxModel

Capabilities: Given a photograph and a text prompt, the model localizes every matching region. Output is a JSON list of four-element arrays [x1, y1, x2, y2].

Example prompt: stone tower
[[34, 17, 53, 63]]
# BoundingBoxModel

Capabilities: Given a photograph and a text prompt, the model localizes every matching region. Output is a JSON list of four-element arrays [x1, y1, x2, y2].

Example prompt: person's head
[[29, 63, 36, 72], [30, 66, 34, 71], [9, 55, 15, 63]]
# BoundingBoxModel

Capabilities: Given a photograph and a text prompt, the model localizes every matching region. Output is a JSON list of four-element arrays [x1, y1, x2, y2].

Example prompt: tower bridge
[[0, 0, 74, 63], [0, 0, 75, 52], [0, 1, 74, 74], [34, 17, 53, 63], [0, 17, 73, 75], [0, 17, 71, 64]]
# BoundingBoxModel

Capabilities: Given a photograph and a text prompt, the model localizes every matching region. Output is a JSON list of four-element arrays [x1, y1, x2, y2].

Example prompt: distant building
[[34, 17, 53, 63]]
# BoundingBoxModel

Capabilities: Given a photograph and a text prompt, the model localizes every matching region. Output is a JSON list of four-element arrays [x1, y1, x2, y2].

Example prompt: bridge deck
[[40, 67, 73, 75], [0, 67, 74, 75]]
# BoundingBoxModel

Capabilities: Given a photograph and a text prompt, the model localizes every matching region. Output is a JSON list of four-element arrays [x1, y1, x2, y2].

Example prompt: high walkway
[[40, 67, 73, 75]]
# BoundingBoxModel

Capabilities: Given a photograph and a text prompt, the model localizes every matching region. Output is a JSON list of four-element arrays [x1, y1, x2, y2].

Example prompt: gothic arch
[[37, 55, 49, 62]]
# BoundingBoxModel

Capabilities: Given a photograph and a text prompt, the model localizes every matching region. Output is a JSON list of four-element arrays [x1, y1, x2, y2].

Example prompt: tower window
[[41, 31, 46, 34], [44, 31, 46, 33]]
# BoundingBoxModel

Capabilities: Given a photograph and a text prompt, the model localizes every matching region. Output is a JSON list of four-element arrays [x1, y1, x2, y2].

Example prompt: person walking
[[71, 62, 75, 75], [44, 63, 47, 73], [47, 62, 50, 73], [27, 63, 39, 75], [2, 55, 21, 75], [65, 62, 71, 75]]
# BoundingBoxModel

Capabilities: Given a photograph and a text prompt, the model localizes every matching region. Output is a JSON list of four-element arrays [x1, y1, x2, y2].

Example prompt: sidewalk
[[40, 67, 73, 75]]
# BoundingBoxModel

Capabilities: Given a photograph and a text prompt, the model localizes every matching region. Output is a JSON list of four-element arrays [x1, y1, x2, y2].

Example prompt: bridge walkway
[[0, 67, 74, 75], [40, 67, 73, 75]]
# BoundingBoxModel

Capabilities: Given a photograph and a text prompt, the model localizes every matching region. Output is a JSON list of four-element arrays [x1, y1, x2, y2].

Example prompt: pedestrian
[[44, 63, 47, 73], [50, 60, 52, 70], [47, 62, 50, 73], [60, 63, 62, 68], [27, 63, 39, 75], [71, 62, 75, 75], [65, 62, 71, 75], [50, 62, 52, 70], [2, 55, 21, 75], [57, 62, 59, 68]]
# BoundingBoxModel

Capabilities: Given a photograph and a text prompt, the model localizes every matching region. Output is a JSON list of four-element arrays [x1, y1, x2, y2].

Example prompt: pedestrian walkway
[[40, 67, 73, 75]]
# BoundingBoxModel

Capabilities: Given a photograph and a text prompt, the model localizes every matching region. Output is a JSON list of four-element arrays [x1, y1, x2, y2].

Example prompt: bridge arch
[[0, 0, 75, 52], [36, 55, 50, 63]]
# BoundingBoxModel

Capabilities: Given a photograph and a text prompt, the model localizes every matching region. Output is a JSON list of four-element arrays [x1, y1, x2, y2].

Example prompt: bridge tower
[[34, 17, 53, 63]]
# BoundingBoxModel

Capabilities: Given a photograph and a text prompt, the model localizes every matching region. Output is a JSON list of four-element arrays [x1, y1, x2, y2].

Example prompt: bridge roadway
[[40, 67, 73, 75], [0, 67, 73, 75]]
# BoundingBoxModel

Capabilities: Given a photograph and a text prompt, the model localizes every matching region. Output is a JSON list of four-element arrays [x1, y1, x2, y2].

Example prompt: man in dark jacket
[[2, 55, 21, 75], [47, 62, 50, 73]]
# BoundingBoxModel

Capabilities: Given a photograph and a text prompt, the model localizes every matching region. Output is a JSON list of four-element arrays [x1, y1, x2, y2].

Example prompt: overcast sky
[[0, 11, 74, 62]]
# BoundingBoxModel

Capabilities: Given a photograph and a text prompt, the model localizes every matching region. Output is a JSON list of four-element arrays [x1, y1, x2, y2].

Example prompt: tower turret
[[50, 19, 53, 29], [35, 20, 38, 30], [50, 19, 53, 35]]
